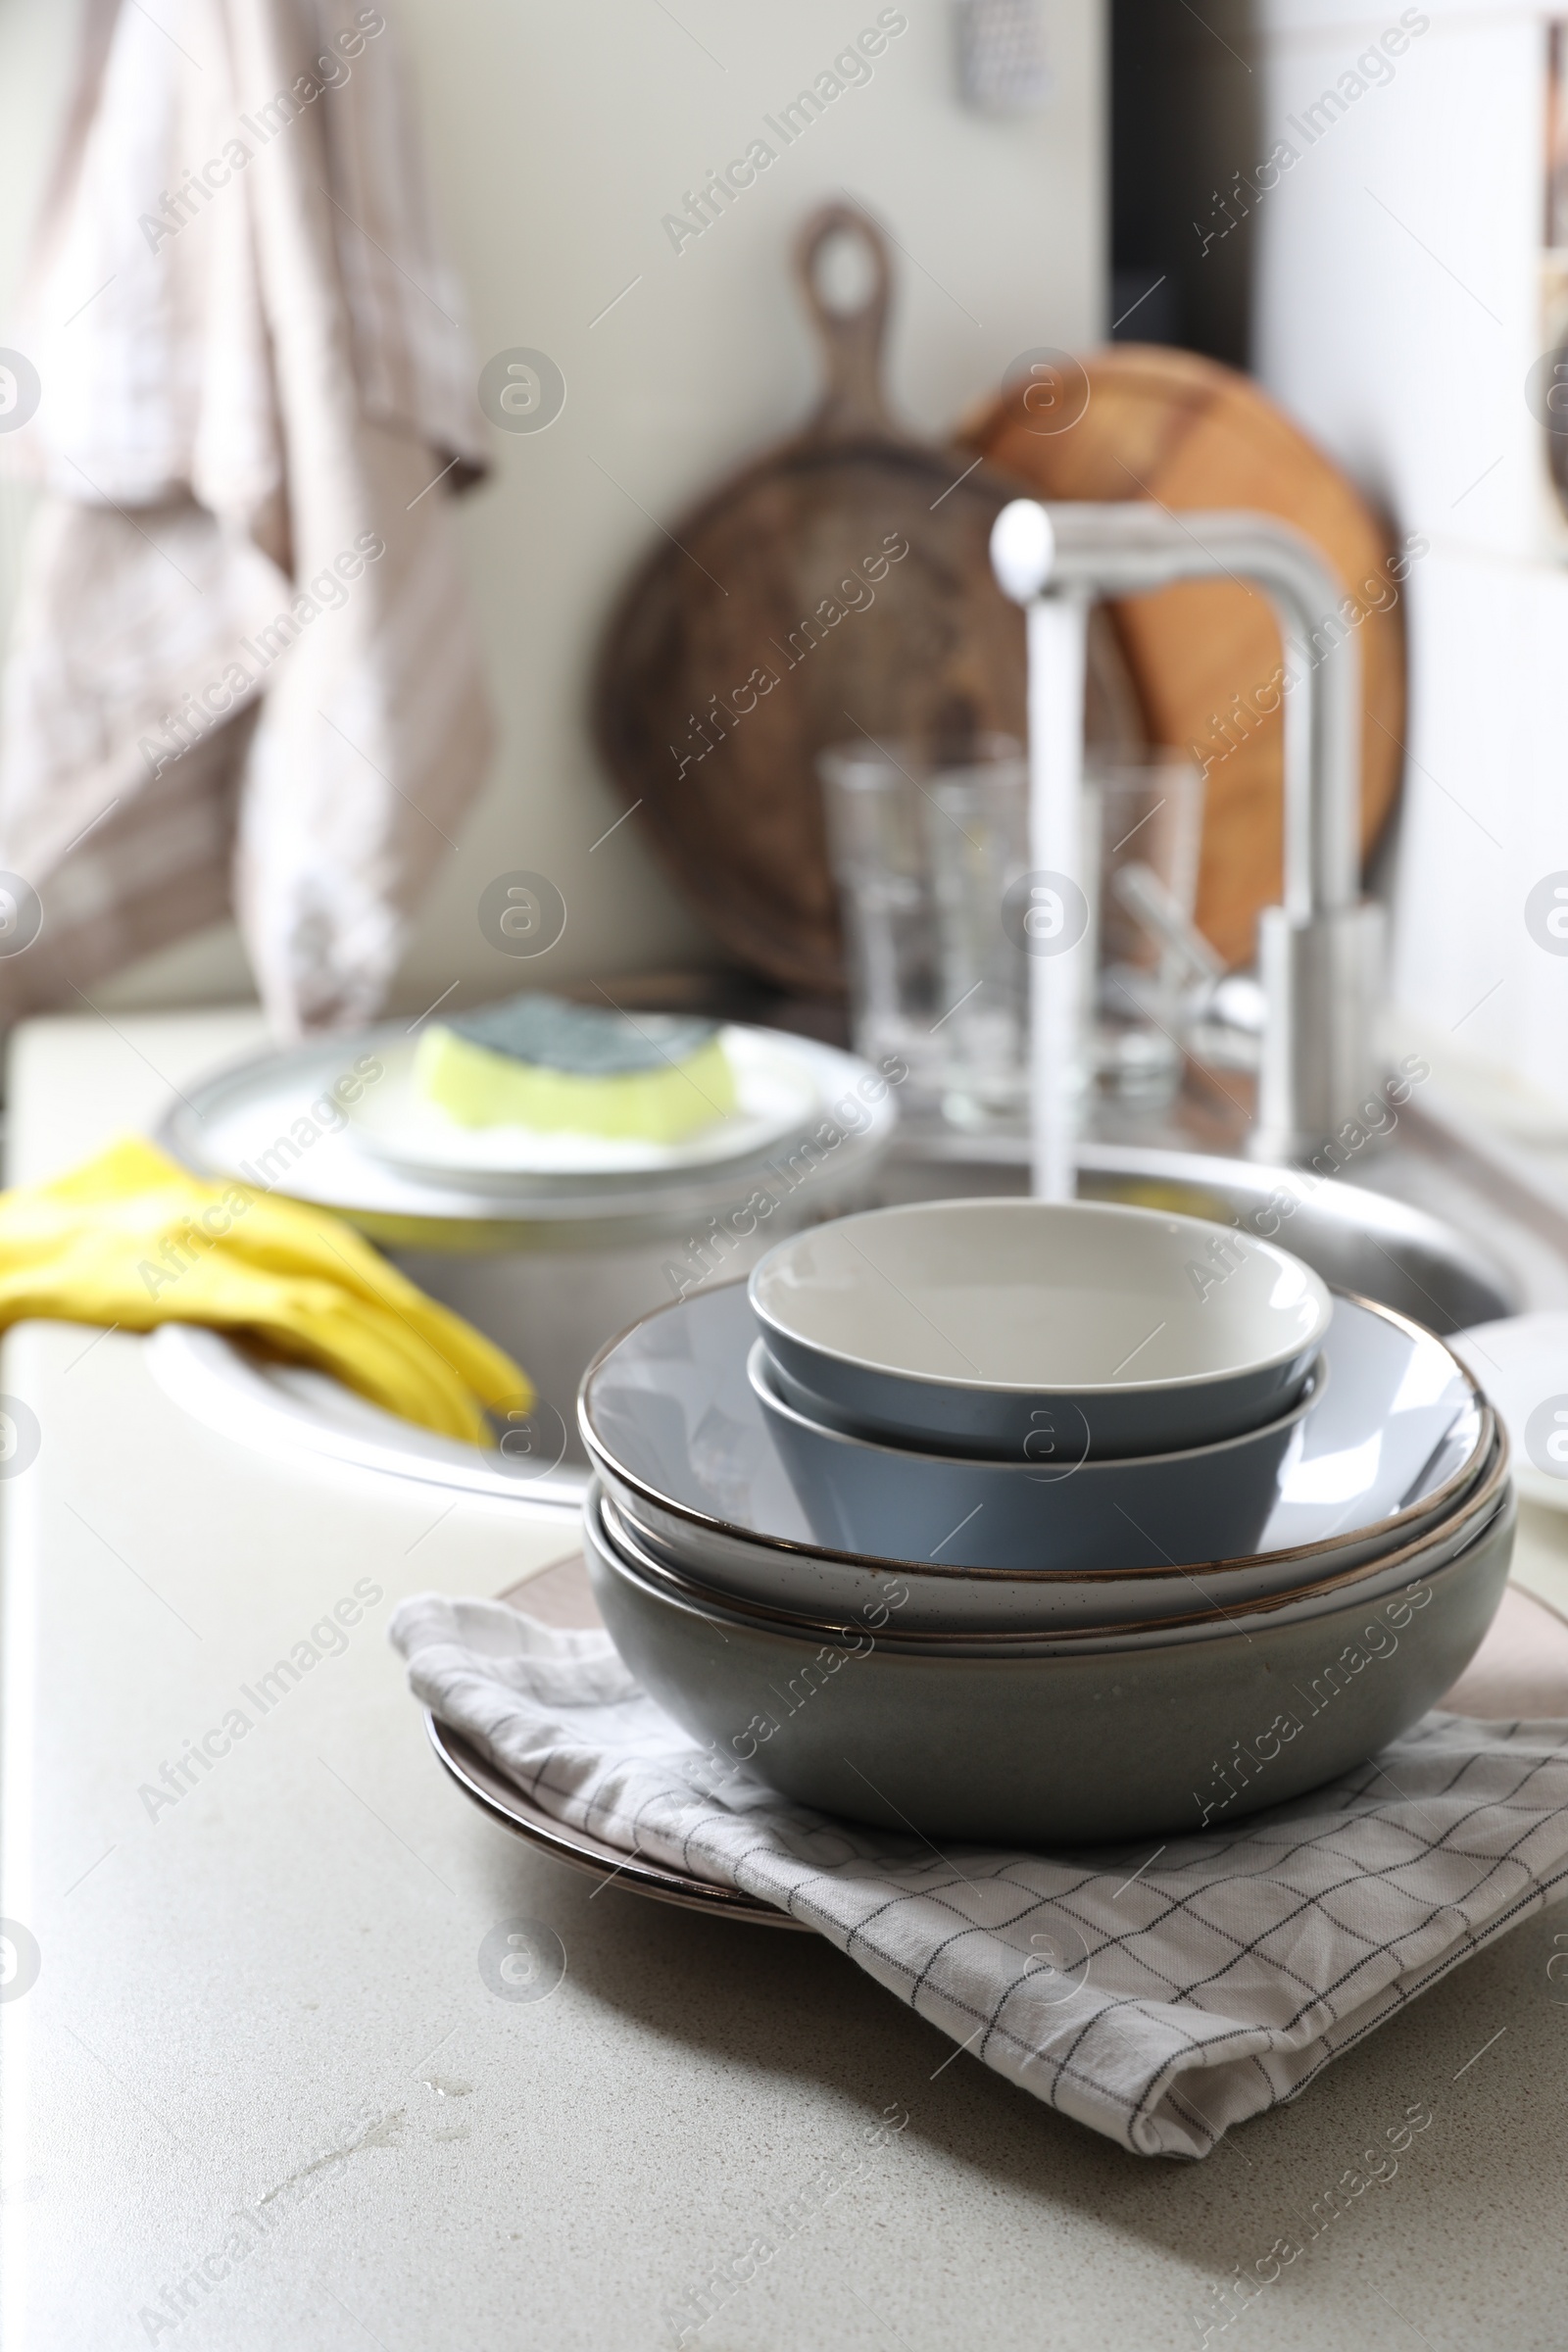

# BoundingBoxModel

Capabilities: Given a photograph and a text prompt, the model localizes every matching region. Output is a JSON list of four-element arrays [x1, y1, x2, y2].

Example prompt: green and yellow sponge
[[415, 993, 736, 1142]]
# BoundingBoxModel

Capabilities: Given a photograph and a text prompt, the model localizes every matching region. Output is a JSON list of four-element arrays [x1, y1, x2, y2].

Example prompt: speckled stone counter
[[5, 1013, 1568, 2351]]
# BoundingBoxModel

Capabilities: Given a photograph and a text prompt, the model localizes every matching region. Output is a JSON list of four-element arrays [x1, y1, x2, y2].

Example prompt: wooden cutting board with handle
[[958, 343, 1409, 969], [592, 203, 1142, 995]]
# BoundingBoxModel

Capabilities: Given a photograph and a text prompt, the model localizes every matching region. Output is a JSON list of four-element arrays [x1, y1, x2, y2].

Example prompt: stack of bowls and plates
[[577, 1199, 1513, 1846]]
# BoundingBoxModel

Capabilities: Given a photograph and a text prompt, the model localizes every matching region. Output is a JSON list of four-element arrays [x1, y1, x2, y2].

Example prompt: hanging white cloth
[[0, 0, 493, 1031]]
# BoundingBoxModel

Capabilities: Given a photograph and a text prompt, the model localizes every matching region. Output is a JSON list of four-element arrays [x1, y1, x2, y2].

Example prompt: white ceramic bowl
[[750, 1339, 1320, 1573], [749, 1198, 1333, 1458], [582, 1478, 1514, 1845]]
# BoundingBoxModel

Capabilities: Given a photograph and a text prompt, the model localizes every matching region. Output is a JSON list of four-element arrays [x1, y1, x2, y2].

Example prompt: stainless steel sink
[[422, 1082, 1551, 1467], [415, 1095, 1542, 1481], [185, 1081, 1551, 1504]]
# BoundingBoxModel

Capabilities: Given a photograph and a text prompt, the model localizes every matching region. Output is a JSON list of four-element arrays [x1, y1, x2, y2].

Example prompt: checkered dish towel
[[391, 1594, 1568, 2159]]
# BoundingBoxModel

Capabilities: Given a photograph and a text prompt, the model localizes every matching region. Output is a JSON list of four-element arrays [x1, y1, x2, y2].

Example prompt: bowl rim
[[587, 1457, 1513, 1653], [746, 1197, 1335, 1401], [747, 1335, 1323, 1472], [578, 1278, 1494, 1586]]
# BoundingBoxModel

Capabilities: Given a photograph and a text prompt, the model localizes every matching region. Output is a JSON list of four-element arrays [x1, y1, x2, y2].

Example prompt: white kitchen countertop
[[5, 1010, 1568, 2351]]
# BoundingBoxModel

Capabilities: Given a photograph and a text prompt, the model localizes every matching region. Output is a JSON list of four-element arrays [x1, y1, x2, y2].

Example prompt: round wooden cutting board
[[959, 345, 1409, 968], [592, 204, 1142, 996]]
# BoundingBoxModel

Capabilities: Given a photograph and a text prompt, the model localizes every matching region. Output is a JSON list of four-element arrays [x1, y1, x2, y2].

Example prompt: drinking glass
[[1085, 755, 1206, 1101], [819, 739, 1207, 1129], [818, 734, 1031, 1127]]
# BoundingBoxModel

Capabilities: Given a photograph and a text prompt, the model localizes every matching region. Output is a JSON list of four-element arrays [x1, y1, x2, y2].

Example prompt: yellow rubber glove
[[0, 1137, 532, 1445]]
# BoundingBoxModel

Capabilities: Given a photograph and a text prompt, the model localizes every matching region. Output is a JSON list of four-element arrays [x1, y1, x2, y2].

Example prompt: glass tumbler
[[818, 734, 1031, 1126], [820, 739, 1208, 1128], [1085, 754, 1206, 1101]]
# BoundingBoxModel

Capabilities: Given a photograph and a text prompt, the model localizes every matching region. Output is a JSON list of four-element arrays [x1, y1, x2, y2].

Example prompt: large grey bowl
[[750, 1340, 1319, 1573], [582, 1482, 1515, 1845], [748, 1198, 1332, 1459]]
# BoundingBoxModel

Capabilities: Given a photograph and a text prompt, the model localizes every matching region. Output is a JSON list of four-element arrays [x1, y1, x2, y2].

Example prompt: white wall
[[0, 0, 1105, 1016], [1253, 0, 1568, 1116], [1254, 0, 1549, 563]]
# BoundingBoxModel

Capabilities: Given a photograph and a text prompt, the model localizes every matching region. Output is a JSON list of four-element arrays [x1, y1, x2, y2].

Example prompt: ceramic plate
[[422, 1560, 803, 1927], [426, 1721, 802, 1924], [579, 1281, 1490, 1628], [349, 1026, 824, 1183], [156, 1023, 897, 1236], [146, 1323, 588, 1512], [1454, 1312, 1568, 1515]]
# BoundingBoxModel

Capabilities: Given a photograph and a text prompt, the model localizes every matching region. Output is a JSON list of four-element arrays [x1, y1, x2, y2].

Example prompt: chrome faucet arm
[[991, 497, 1384, 1163], [1016, 503, 1360, 923]]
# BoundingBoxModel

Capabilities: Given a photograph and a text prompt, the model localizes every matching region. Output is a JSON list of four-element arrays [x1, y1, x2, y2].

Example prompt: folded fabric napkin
[[1, 1137, 527, 1442], [393, 1591, 1568, 2157]]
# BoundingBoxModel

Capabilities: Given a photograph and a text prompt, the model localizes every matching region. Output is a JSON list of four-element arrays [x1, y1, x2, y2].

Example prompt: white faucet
[[991, 498, 1385, 1185]]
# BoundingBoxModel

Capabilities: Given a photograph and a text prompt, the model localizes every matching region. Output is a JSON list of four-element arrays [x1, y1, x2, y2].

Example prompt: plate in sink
[[145, 1322, 588, 1511], [347, 1026, 824, 1183], [154, 1021, 895, 1232]]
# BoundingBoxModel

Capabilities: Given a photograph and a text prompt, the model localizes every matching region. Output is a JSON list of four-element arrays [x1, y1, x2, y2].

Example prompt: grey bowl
[[750, 1340, 1319, 1574], [748, 1198, 1333, 1459], [582, 1481, 1515, 1845]]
